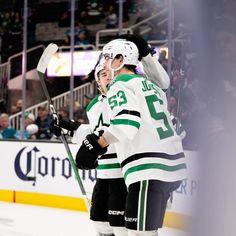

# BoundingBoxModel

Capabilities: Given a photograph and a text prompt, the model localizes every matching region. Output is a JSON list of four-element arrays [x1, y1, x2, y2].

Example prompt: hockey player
[[80, 63, 128, 236], [51, 62, 128, 236], [58, 45, 174, 234], [52, 35, 187, 235], [75, 37, 187, 236]]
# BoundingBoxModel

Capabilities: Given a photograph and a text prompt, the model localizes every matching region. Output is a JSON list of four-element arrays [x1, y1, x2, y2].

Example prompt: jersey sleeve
[[141, 54, 170, 90], [71, 124, 91, 145], [105, 79, 141, 142]]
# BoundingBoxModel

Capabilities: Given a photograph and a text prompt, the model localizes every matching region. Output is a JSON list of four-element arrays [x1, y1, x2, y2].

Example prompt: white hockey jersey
[[73, 94, 123, 179], [104, 73, 187, 187]]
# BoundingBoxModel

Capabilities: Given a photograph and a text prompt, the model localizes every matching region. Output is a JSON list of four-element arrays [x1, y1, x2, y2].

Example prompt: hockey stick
[[36, 43, 90, 211]]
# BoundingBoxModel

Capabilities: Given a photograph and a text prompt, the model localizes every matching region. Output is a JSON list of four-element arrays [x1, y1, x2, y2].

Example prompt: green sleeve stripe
[[111, 119, 140, 129], [124, 163, 187, 180], [96, 163, 121, 169], [86, 94, 100, 112]]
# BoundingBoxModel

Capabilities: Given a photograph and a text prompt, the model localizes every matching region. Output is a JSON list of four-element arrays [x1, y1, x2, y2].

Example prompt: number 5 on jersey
[[145, 94, 174, 140]]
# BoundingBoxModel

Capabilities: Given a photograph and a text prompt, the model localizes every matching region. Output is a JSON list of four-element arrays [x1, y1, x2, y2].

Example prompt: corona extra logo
[[14, 146, 96, 186]]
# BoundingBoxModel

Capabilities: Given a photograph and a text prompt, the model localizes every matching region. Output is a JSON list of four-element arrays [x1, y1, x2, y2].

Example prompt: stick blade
[[37, 43, 58, 73]]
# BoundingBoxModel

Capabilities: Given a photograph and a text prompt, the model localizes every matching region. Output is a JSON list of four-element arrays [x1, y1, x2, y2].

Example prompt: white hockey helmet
[[102, 39, 139, 67]]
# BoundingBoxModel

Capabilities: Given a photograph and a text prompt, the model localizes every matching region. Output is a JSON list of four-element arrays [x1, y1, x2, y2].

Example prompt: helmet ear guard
[[94, 61, 111, 95]]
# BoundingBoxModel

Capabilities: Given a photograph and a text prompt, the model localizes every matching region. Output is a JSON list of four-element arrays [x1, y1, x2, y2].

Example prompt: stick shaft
[[37, 60, 90, 211]]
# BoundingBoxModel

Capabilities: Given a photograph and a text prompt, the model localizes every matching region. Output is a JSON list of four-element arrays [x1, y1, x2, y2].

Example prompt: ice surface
[[0, 201, 191, 236]]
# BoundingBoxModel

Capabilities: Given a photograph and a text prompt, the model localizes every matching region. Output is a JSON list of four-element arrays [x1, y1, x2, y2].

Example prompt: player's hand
[[75, 133, 108, 169], [117, 34, 155, 60], [171, 116, 186, 140], [50, 118, 80, 137]]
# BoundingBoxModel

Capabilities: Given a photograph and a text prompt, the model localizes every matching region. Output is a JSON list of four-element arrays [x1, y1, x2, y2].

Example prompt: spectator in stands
[[63, 95, 85, 121], [1, 11, 12, 31], [0, 10, 13, 62], [158, 49, 168, 70], [58, 11, 70, 27], [15, 99, 22, 112], [64, 27, 79, 46], [134, 0, 149, 23], [170, 73, 182, 99], [168, 96, 178, 116], [150, 25, 167, 41], [105, 5, 117, 29], [27, 8, 36, 47], [9, 11, 22, 52], [77, 21, 90, 43], [87, 0, 103, 24], [75, 29, 90, 46], [10, 105, 19, 115], [0, 113, 16, 139], [15, 112, 39, 140], [77, 10, 90, 26], [25, 112, 38, 139], [205, 16, 236, 137], [9, 99, 23, 115], [0, 99, 7, 113], [74, 93, 93, 124], [35, 105, 52, 139], [58, 106, 70, 121], [87, 0, 103, 15], [63, 19, 91, 47]]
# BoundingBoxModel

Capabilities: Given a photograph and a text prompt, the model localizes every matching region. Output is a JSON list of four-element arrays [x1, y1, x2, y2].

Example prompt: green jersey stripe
[[86, 94, 100, 112], [96, 163, 121, 170], [111, 119, 140, 129], [138, 180, 148, 230], [124, 163, 187, 180]]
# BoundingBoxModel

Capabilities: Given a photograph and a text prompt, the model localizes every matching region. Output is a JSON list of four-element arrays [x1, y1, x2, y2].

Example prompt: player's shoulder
[[86, 94, 102, 112], [108, 73, 144, 89]]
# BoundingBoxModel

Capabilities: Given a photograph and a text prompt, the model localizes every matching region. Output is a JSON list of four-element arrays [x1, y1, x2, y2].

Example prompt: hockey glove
[[75, 133, 108, 170], [50, 118, 80, 137], [117, 34, 156, 60], [171, 116, 186, 140]]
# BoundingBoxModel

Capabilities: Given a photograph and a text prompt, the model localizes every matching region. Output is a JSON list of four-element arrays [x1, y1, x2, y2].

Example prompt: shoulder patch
[[86, 94, 101, 112]]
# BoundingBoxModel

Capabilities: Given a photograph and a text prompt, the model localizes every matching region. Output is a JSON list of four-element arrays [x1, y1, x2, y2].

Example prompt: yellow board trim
[[16, 191, 88, 212], [164, 211, 191, 231], [0, 189, 14, 202], [0, 189, 191, 231]]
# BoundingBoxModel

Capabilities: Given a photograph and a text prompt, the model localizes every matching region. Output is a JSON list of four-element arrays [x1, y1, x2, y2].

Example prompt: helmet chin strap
[[108, 58, 124, 80]]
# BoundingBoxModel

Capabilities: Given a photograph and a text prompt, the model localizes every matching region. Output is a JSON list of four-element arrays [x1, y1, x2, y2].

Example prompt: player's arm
[[117, 34, 170, 90], [75, 82, 142, 156], [171, 115, 187, 140], [71, 124, 91, 144], [75, 95, 110, 169], [50, 111, 102, 170], [141, 54, 170, 90]]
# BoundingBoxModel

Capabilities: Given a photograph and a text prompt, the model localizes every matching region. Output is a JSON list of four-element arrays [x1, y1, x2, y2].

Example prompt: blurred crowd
[[0, 8, 36, 63], [0, 0, 166, 63], [0, 3, 168, 69], [1, 0, 234, 151], [0, 0, 195, 147], [0, 92, 93, 141]]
